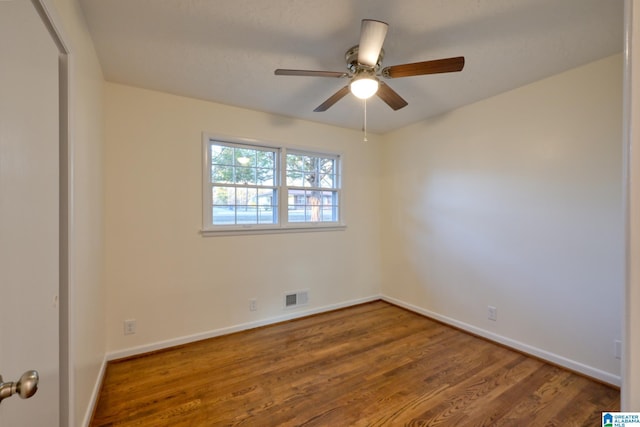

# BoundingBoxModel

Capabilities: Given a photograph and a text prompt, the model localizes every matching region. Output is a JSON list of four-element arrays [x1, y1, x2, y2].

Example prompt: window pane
[[287, 190, 304, 206], [286, 154, 305, 172], [258, 207, 276, 224], [303, 173, 319, 187], [286, 153, 305, 185], [288, 205, 306, 222], [320, 191, 336, 206], [212, 205, 236, 225], [320, 158, 335, 172], [211, 145, 234, 166], [321, 206, 338, 222], [320, 158, 336, 188], [211, 165, 234, 184], [319, 168, 335, 188], [237, 206, 257, 224], [286, 170, 304, 187], [235, 148, 254, 167], [257, 189, 275, 207], [306, 191, 321, 221], [257, 150, 274, 168], [319, 174, 333, 188], [235, 187, 257, 206], [258, 189, 276, 224], [249, 187, 259, 205], [257, 168, 274, 186], [212, 186, 235, 205], [234, 166, 256, 184]]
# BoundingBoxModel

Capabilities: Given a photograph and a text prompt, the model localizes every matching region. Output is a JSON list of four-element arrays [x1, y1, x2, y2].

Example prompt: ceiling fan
[[274, 19, 465, 112]]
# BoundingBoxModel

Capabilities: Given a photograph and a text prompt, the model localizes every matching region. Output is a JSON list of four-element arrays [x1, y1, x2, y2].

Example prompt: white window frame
[[202, 134, 345, 236]]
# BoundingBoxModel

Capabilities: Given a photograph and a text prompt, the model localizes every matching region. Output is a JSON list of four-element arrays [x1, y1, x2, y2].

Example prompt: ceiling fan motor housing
[[345, 45, 384, 74]]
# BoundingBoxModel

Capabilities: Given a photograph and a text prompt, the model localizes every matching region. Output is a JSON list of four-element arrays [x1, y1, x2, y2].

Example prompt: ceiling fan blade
[[314, 85, 350, 112], [382, 56, 465, 79], [376, 82, 408, 111], [357, 19, 388, 67], [275, 69, 348, 78]]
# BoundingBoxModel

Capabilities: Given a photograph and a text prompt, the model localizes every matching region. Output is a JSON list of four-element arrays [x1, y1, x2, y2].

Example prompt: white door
[[0, 0, 60, 425]]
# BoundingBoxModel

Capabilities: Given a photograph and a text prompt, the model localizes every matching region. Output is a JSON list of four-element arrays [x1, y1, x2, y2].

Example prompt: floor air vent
[[284, 290, 308, 309]]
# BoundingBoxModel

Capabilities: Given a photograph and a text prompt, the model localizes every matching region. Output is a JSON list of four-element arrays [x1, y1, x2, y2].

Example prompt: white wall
[[47, 0, 106, 424], [103, 83, 383, 354], [381, 54, 624, 384]]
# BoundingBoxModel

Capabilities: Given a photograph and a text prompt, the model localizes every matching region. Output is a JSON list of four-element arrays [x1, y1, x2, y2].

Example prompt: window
[[203, 136, 342, 234], [207, 141, 278, 226], [285, 151, 339, 223]]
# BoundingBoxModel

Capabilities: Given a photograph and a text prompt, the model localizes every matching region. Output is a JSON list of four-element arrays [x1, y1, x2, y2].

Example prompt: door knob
[[0, 370, 39, 404]]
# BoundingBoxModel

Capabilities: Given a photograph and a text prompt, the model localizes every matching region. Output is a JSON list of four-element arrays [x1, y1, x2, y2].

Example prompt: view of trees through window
[[286, 152, 338, 223], [205, 139, 341, 229], [210, 143, 277, 225]]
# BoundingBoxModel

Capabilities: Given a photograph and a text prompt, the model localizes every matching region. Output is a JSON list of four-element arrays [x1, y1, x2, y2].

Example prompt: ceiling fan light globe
[[350, 77, 379, 99]]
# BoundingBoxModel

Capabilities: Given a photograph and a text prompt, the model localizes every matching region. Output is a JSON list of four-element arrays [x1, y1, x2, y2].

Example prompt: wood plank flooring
[[90, 301, 619, 426]]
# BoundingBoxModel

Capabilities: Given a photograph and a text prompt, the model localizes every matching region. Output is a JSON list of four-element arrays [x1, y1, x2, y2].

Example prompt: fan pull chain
[[363, 98, 368, 142]]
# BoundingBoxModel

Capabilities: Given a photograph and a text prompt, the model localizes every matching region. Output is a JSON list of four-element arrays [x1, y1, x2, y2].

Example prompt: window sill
[[200, 224, 347, 237]]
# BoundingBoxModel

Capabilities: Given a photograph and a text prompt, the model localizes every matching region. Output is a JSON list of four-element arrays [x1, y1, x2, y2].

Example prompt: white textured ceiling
[[79, 0, 623, 134]]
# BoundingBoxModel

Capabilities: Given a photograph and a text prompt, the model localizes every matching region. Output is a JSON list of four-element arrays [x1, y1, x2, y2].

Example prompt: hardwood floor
[[90, 301, 619, 426]]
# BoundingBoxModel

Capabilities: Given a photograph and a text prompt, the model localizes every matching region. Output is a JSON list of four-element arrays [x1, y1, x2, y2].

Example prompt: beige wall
[[103, 83, 383, 354], [381, 54, 624, 384], [48, 0, 106, 425]]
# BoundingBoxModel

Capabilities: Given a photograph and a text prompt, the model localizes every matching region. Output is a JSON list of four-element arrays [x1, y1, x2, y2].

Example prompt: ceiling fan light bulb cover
[[350, 77, 379, 99]]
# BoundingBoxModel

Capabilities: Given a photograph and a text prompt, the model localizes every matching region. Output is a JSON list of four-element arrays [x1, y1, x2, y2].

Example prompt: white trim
[[30, 0, 71, 53], [106, 295, 380, 361], [201, 132, 346, 161], [623, 0, 631, 409], [381, 295, 622, 387], [61, 54, 76, 427], [623, 0, 640, 410], [200, 224, 346, 237], [31, 1, 75, 426], [81, 355, 107, 427]]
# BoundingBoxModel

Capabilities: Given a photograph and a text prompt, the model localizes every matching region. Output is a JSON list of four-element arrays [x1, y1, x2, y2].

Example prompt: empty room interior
[[5, 0, 640, 426]]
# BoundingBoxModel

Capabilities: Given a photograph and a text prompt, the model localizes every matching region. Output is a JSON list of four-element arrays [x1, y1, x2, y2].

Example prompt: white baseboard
[[381, 295, 621, 387], [81, 354, 108, 427], [106, 294, 381, 361]]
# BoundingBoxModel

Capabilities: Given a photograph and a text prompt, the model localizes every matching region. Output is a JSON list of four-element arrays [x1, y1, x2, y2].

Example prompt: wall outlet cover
[[124, 319, 137, 335]]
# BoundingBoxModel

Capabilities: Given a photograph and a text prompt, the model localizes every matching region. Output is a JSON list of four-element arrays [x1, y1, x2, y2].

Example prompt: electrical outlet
[[615, 340, 622, 359], [249, 298, 257, 312], [488, 306, 497, 321], [124, 319, 136, 335]]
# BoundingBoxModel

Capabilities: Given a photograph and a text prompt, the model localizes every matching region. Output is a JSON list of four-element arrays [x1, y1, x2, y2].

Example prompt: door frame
[[623, 0, 640, 410], [28, 0, 73, 425]]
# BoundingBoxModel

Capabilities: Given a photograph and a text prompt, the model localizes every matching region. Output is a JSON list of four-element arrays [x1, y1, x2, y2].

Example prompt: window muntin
[[203, 137, 342, 233]]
